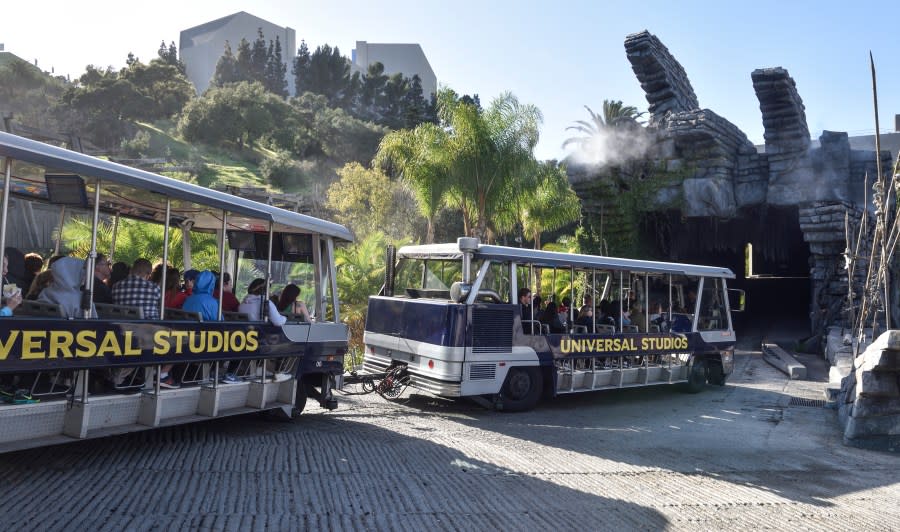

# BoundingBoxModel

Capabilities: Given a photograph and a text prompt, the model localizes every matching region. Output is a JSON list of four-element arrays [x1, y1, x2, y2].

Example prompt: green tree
[[212, 40, 239, 87], [334, 232, 414, 358], [374, 88, 542, 242], [520, 162, 582, 249], [325, 162, 416, 241], [440, 89, 542, 239], [121, 58, 194, 119], [179, 81, 289, 148], [375, 123, 449, 243], [264, 35, 288, 97], [401, 75, 429, 128], [61, 65, 147, 147], [562, 100, 643, 150], [292, 40, 311, 95], [307, 44, 350, 108], [61, 216, 219, 271], [291, 92, 387, 165], [235, 38, 253, 82], [157, 40, 186, 74], [250, 28, 268, 83]]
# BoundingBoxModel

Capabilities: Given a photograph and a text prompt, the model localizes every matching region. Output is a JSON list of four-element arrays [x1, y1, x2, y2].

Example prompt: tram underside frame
[[0, 362, 298, 453]]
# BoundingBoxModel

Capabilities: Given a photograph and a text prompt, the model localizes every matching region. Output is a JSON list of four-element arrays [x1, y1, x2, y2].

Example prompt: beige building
[[179, 11, 296, 95], [352, 41, 437, 98]]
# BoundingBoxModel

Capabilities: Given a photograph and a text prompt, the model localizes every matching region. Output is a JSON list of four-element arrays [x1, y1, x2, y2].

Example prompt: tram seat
[[571, 325, 588, 334], [164, 308, 203, 321], [282, 312, 309, 323], [540, 324, 550, 335], [522, 319, 541, 335], [596, 324, 615, 334], [223, 311, 250, 321], [622, 325, 639, 333], [649, 324, 660, 332], [16, 300, 65, 318], [95, 303, 144, 320]]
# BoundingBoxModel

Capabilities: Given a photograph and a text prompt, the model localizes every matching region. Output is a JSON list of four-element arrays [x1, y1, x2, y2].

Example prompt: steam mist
[[567, 127, 655, 169]]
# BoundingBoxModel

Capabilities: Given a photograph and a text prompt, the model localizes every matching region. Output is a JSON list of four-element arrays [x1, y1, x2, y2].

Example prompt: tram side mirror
[[450, 282, 471, 303], [728, 289, 746, 312]]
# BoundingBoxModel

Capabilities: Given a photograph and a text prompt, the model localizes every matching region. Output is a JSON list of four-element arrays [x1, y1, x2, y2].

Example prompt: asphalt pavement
[[0, 339, 896, 531]]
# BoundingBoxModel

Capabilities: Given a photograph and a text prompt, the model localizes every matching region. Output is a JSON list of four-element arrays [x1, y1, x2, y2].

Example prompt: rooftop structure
[[352, 41, 437, 98], [179, 11, 296, 95]]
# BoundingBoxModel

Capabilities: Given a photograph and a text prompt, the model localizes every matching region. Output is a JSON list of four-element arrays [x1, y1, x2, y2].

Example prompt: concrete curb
[[762, 343, 807, 379]]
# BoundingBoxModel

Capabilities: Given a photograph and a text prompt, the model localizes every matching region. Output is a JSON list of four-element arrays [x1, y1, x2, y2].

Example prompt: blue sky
[[5, 0, 900, 161]]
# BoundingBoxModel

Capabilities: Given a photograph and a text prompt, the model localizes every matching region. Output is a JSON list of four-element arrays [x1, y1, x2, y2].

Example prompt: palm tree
[[521, 162, 582, 250], [60, 216, 219, 270], [562, 100, 644, 150], [335, 232, 412, 359], [375, 88, 542, 242], [374, 124, 449, 244]]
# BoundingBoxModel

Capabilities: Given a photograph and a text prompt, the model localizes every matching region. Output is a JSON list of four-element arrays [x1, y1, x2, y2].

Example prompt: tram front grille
[[472, 307, 513, 353]]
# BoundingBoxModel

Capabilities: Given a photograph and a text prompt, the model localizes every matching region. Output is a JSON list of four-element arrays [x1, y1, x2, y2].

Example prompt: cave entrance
[[643, 206, 811, 337]]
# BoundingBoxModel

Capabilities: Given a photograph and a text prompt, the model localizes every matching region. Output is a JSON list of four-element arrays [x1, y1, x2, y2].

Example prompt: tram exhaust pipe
[[458, 237, 479, 284], [384, 244, 396, 296]]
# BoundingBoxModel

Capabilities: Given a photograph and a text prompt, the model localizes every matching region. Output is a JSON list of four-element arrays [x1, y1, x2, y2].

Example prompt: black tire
[[500, 366, 543, 412], [683, 358, 706, 394], [294, 378, 308, 416], [707, 360, 726, 386]]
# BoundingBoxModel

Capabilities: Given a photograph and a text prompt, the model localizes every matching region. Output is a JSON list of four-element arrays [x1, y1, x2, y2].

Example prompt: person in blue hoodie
[[182, 270, 219, 321]]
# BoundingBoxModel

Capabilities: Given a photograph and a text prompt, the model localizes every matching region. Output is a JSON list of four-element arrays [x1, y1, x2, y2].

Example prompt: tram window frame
[[697, 276, 729, 331]]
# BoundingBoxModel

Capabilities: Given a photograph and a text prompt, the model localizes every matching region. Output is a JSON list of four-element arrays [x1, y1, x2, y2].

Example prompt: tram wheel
[[707, 361, 726, 386], [500, 367, 543, 412], [683, 359, 707, 394]]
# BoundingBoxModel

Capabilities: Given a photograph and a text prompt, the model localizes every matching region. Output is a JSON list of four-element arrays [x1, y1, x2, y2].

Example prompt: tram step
[[0, 379, 298, 448], [557, 366, 690, 392]]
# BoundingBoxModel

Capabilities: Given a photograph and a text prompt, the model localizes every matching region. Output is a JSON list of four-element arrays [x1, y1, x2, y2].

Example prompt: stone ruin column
[[800, 201, 865, 333], [751, 67, 810, 160], [625, 30, 700, 125]]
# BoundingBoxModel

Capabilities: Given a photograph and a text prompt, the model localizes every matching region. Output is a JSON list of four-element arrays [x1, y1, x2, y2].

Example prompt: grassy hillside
[[131, 121, 274, 191]]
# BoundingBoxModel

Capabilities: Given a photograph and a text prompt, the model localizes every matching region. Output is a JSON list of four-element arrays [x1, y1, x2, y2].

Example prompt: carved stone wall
[[569, 30, 888, 336]]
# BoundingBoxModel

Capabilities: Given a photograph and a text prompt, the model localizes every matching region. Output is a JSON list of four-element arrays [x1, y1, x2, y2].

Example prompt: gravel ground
[[0, 346, 897, 531]]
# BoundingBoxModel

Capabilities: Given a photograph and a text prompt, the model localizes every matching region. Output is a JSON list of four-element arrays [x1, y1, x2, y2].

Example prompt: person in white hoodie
[[238, 278, 287, 326], [37, 256, 95, 318]]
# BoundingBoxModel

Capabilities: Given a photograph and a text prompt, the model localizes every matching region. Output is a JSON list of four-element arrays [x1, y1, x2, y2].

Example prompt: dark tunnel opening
[[642, 207, 812, 338]]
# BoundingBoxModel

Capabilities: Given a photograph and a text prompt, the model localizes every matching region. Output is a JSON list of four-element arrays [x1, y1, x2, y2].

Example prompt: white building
[[179, 11, 296, 95], [352, 41, 437, 98]]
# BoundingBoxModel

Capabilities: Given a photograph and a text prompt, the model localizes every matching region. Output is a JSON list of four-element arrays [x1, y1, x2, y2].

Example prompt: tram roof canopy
[[0, 132, 352, 241], [397, 241, 735, 278]]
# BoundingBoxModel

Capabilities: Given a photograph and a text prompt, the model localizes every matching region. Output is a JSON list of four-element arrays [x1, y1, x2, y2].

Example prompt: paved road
[[0, 348, 897, 531]]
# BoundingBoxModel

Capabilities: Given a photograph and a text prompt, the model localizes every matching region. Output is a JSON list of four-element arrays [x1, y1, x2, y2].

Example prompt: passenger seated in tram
[[558, 296, 572, 328], [182, 270, 220, 321], [92, 253, 113, 304], [270, 283, 310, 322], [109, 261, 129, 288], [213, 272, 240, 312], [0, 287, 22, 316], [4, 247, 26, 289], [23, 252, 43, 290], [160, 267, 183, 308], [37, 257, 96, 318], [518, 287, 536, 334], [577, 295, 593, 321], [25, 270, 51, 300], [112, 258, 161, 320], [597, 300, 616, 327], [239, 278, 270, 321], [630, 301, 646, 332], [539, 301, 566, 334]]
